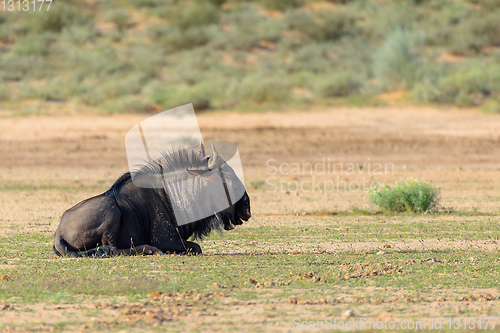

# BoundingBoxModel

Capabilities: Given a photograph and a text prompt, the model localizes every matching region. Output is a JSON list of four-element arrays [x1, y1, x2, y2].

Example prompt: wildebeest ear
[[186, 168, 210, 177]]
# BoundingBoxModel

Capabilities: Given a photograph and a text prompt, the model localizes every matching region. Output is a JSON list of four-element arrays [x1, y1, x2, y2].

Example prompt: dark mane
[[137, 146, 208, 177], [104, 146, 222, 241]]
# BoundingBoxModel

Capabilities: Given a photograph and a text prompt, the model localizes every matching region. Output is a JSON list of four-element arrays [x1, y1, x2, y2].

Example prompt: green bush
[[285, 9, 358, 42], [102, 95, 154, 113], [413, 62, 500, 106], [162, 26, 211, 51], [367, 178, 440, 213], [173, 2, 220, 30], [0, 54, 48, 80], [0, 81, 10, 101], [28, 3, 88, 32], [314, 72, 364, 98], [259, 0, 303, 11], [61, 25, 97, 45], [238, 74, 291, 104], [372, 28, 423, 90], [10, 33, 54, 57], [210, 5, 264, 50], [106, 8, 132, 31], [126, 0, 168, 8], [146, 82, 216, 111]]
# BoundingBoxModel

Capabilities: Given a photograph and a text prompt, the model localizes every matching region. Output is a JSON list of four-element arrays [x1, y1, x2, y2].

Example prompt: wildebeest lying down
[[53, 143, 251, 257]]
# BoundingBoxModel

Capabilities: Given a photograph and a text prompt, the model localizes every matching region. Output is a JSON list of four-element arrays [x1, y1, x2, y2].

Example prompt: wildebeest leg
[[164, 240, 202, 255], [114, 245, 164, 256]]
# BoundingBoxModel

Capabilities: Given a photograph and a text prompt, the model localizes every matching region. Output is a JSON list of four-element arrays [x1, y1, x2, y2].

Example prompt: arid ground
[[0, 107, 499, 332]]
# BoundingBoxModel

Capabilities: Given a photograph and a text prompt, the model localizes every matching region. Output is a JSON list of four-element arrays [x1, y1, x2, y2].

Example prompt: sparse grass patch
[[367, 178, 440, 213]]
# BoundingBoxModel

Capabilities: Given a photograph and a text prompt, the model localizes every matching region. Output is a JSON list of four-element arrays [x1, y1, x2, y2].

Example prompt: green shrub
[[238, 74, 291, 104], [372, 28, 423, 90], [61, 25, 97, 45], [10, 33, 54, 57], [314, 72, 364, 98], [259, 0, 303, 11], [127, 45, 166, 77], [146, 82, 215, 111], [99, 72, 149, 99], [367, 178, 440, 213], [125, 0, 168, 8], [210, 5, 264, 50], [0, 54, 48, 80], [288, 43, 332, 73], [0, 81, 10, 101], [162, 26, 211, 51], [285, 9, 358, 42], [102, 95, 154, 113], [106, 8, 132, 31], [173, 2, 220, 30], [28, 3, 88, 32], [413, 62, 500, 106]]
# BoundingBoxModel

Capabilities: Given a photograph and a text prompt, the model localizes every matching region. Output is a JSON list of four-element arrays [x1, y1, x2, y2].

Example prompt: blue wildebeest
[[53, 143, 251, 257]]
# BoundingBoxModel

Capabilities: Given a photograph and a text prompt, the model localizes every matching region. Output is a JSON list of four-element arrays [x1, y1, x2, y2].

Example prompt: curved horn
[[208, 143, 223, 170], [199, 141, 206, 158]]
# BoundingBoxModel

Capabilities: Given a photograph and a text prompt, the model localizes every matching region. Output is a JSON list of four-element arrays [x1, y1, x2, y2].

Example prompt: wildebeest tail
[[53, 236, 113, 258]]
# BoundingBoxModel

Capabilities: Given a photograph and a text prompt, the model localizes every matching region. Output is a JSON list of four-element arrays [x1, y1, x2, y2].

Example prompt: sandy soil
[[0, 106, 499, 331]]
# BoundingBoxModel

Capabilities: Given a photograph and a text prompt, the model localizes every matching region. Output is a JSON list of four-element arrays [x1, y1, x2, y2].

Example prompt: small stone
[[376, 251, 386, 255], [343, 309, 355, 318]]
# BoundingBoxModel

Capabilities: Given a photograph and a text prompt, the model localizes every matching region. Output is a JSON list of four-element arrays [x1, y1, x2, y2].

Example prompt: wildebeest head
[[186, 142, 251, 231]]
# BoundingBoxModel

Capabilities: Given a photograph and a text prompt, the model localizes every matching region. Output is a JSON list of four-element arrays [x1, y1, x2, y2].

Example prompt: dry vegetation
[[1, 0, 500, 114]]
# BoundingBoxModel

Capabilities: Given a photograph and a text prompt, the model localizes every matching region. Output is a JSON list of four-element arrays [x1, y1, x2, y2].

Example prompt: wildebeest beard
[[53, 142, 251, 257]]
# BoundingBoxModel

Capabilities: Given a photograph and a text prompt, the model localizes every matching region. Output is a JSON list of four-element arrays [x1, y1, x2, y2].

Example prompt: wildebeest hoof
[[94, 245, 114, 258]]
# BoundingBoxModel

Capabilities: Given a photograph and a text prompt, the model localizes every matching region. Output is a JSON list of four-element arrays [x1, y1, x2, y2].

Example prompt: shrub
[[127, 45, 166, 77], [0, 81, 10, 101], [28, 3, 88, 32], [172, 2, 220, 30], [146, 82, 216, 111], [285, 9, 358, 42], [210, 5, 264, 50], [448, 11, 500, 55], [10, 33, 54, 57], [367, 178, 440, 213], [259, 0, 303, 11], [0, 54, 48, 80], [314, 72, 364, 98], [125, 0, 168, 8], [238, 74, 291, 104], [61, 25, 97, 45], [372, 28, 424, 90], [99, 72, 149, 99], [102, 96, 154, 113], [162, 26, 211, 51], [106, 8, 132, 31], [413, 62, 500, 106]]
